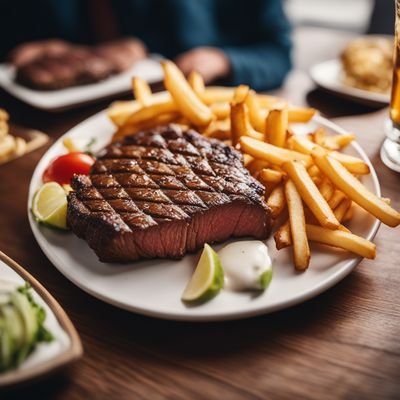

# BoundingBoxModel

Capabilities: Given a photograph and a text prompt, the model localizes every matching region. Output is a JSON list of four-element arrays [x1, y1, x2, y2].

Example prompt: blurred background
[[0, 0, 396, 108], [285, 0, 393, 34]]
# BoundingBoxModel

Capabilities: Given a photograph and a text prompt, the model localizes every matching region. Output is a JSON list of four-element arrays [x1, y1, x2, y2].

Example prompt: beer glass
[[381, 0, 400, 171]]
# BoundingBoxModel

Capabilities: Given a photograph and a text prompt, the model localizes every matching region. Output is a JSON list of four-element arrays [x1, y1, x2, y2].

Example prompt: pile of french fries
[[107, 60, 400, 271], [0, 109, 28, 165]]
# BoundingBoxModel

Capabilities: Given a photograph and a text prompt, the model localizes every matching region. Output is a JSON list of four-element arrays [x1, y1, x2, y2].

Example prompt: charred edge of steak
[[67, 124, 272, 263]]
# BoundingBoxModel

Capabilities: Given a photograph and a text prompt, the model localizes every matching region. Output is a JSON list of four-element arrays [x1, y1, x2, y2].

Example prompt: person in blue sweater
[[0, 0, 292, 91]]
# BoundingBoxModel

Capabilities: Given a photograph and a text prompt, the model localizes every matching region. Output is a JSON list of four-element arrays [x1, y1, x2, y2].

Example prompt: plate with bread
[[310, 35, 392, 106]]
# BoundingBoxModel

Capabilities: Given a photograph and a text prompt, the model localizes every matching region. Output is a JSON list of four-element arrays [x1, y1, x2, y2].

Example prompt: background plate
[[310, 58, 390, 107], [0, 57, 162, 111], [28, 107, 381, 321]]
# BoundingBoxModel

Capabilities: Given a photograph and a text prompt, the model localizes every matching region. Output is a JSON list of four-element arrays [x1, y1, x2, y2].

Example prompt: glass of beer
[[382, 0, 400, 171]]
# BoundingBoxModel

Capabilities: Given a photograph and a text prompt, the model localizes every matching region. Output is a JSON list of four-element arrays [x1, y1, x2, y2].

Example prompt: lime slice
[[181, 244, 224, 303], [259, 268, 273, 290], [32, 182, 68, 230]]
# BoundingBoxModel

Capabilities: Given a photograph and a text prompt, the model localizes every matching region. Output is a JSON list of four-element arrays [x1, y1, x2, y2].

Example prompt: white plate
[[27, 108, 381, 321], [310, 59, 390, 106], [0, 252, 82, 387], [0, 57, 163, 112]]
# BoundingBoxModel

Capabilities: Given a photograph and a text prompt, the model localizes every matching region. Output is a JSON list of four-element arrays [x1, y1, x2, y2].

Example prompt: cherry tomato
[[42, 152, 95, 185]]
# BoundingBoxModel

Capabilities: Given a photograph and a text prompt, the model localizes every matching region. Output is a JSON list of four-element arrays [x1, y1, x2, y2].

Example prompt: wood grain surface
[[0, 27, 399, 400]]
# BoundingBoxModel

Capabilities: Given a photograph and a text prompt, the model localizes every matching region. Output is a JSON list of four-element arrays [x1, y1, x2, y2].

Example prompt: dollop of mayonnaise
[[218, 241, 272, 291]]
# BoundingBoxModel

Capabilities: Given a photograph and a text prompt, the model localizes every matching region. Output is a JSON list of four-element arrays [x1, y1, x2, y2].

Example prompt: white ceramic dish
[[27, 106, 381, 321], [0, 57, 163, 111], [310, 58, 390, 106], [0, 252, 82, 387]]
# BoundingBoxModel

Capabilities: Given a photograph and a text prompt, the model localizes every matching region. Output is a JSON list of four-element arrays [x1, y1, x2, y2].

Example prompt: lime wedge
[[181, 244, 224, 303], [32, 182, 68, 230], [259, 268, 273, 290]]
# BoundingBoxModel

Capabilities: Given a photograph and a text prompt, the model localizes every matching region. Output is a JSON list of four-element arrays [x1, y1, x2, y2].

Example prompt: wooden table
[[1, 28, 399, 399]]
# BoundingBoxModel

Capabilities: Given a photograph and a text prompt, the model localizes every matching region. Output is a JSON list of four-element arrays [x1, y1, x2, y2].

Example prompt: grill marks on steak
[[67, 124, 271, 262]]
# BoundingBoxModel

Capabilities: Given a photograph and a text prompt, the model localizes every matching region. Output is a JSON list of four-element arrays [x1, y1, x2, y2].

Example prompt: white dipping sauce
[[218, 241, 272, 291]]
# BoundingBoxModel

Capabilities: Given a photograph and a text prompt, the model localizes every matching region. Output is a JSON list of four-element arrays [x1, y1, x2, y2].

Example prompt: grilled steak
[[67, 124, 272, 262], [8, 39, 71, 68], [16, 48, 112, 90]]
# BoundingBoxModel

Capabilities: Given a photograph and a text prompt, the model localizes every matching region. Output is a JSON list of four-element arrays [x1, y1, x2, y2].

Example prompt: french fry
[[282, 161, 340, 229], [312, 147, 400, 227], [288, 135, 320, 155], [246, 159, 270, 176], [329, 151, 370, 175], [162, 61, 213, 126], [108, 101, 141, 127], [0, 109, 9, 141], [202, 86, 281, 106], [210, 102, 230, 119], [230, 103, 264, 146], [245, 90, 266, 132], [0, 135, 16, 161], [271, 165, 285, 174], [0, 120, 9, 139], [318, 177, 334, 202], [313, 127, 326, 147], [289, 135, 370, 175], [63, 137, 79, 152], [243, 154, 254, 167], [202, 119, 231, 140], [306, 133, 315, 142], [258, 95, 287, 109], [304, 206, 319, 225], [132, 77, 152, 106], [230, 102, 245, 146], [175, 116, 191, 127], [108, 92, 172, 127], [333, 133, 355, 148], [14, 137, 27, 157], [285, 179, 310, 270], [233, 85, 250, 104], [113, 112, 179, 141], [124, 100, 177, 127], [267, 185, 286, 218], [328, 190, 346, 209], [240, 136, 312, 167], [288, 107, 316, 123], [0, 109, 9, 121], [307, 165, 320, 178], [274, 220, 292, 250], [305, 224, 376, 259], [266, 106, 288, 147], [311, 175, 322, 186], [333, 198, 352, 222], [201, 87, 234, 104], [337, 224, 351, 233], [259, 168, 284, 184], [342, 203, 353, 222], [188, 70, 205, 97], [320, 133, 355, 150]]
